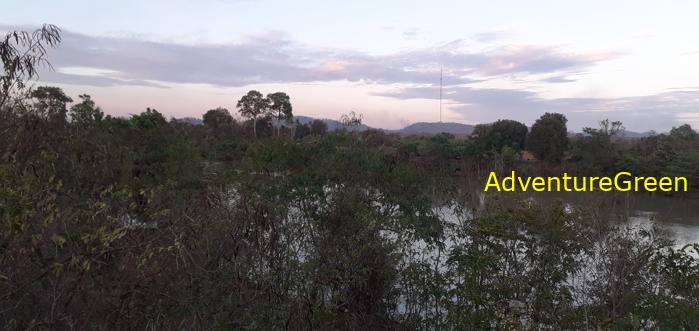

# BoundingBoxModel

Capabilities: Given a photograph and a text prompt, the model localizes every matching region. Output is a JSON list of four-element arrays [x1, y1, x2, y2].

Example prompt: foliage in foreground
[[1, 25, 698, 330]]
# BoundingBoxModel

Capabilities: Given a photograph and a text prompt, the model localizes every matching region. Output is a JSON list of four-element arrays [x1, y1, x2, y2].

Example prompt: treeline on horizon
[[2, 24, 699, 330], [12, 84, 699, 190]]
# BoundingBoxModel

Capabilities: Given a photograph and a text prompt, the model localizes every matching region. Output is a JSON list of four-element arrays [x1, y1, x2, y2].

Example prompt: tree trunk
[[253, 117, 257, 138]]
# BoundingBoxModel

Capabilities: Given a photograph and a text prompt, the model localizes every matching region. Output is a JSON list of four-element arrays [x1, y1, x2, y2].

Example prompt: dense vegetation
[[2, 25, 699, 330]]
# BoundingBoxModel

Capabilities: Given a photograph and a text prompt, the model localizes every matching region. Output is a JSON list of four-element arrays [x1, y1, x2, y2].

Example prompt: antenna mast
[[439, 66, 443, 123]]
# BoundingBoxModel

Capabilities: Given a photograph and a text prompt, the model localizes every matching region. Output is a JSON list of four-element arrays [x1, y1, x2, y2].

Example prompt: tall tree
[[267, 92, 293, 136], [203, 107, 234, 131], [131, 107, 167, 130], [69, 94, 103, 128], [236, 90, 269, 138], [526, 112, 569, 162], [473, 119, 528, 154], [571, 119, 624, 172], [30, 86, 72, 123], [340, 111, 363, 129], [582, 119, 624, 138], [669, 124, 699, 141]]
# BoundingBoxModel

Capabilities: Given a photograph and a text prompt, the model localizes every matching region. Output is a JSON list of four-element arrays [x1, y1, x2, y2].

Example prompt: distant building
[[520, 150, 537, 161]]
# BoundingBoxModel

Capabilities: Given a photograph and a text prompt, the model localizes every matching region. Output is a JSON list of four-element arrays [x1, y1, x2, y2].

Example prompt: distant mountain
[[166, 116, 661, 139], [175, 116, 657, 139], [294, 116, 370, 132], [173, 115, 478, 135], [398, 122, 475, 135]]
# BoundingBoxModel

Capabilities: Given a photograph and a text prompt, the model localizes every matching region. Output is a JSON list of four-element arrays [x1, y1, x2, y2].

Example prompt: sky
[[2, 0, 699, 131]]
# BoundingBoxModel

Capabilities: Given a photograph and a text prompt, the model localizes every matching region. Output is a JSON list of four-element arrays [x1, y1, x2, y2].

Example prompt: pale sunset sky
[[2, 0, 699, 131]]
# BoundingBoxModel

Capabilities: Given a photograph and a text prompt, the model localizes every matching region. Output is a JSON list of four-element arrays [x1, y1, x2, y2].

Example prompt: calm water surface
[[531, 191, 699, 247]]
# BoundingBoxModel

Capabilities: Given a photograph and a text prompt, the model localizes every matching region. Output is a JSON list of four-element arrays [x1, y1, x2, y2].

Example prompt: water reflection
[[530, 191, 699, 247]]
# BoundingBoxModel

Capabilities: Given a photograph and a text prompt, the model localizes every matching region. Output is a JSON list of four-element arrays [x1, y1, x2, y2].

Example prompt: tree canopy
[[527, 112, 569, 162], [1, 24, 61, 108], [473, 119, 528, 154]]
